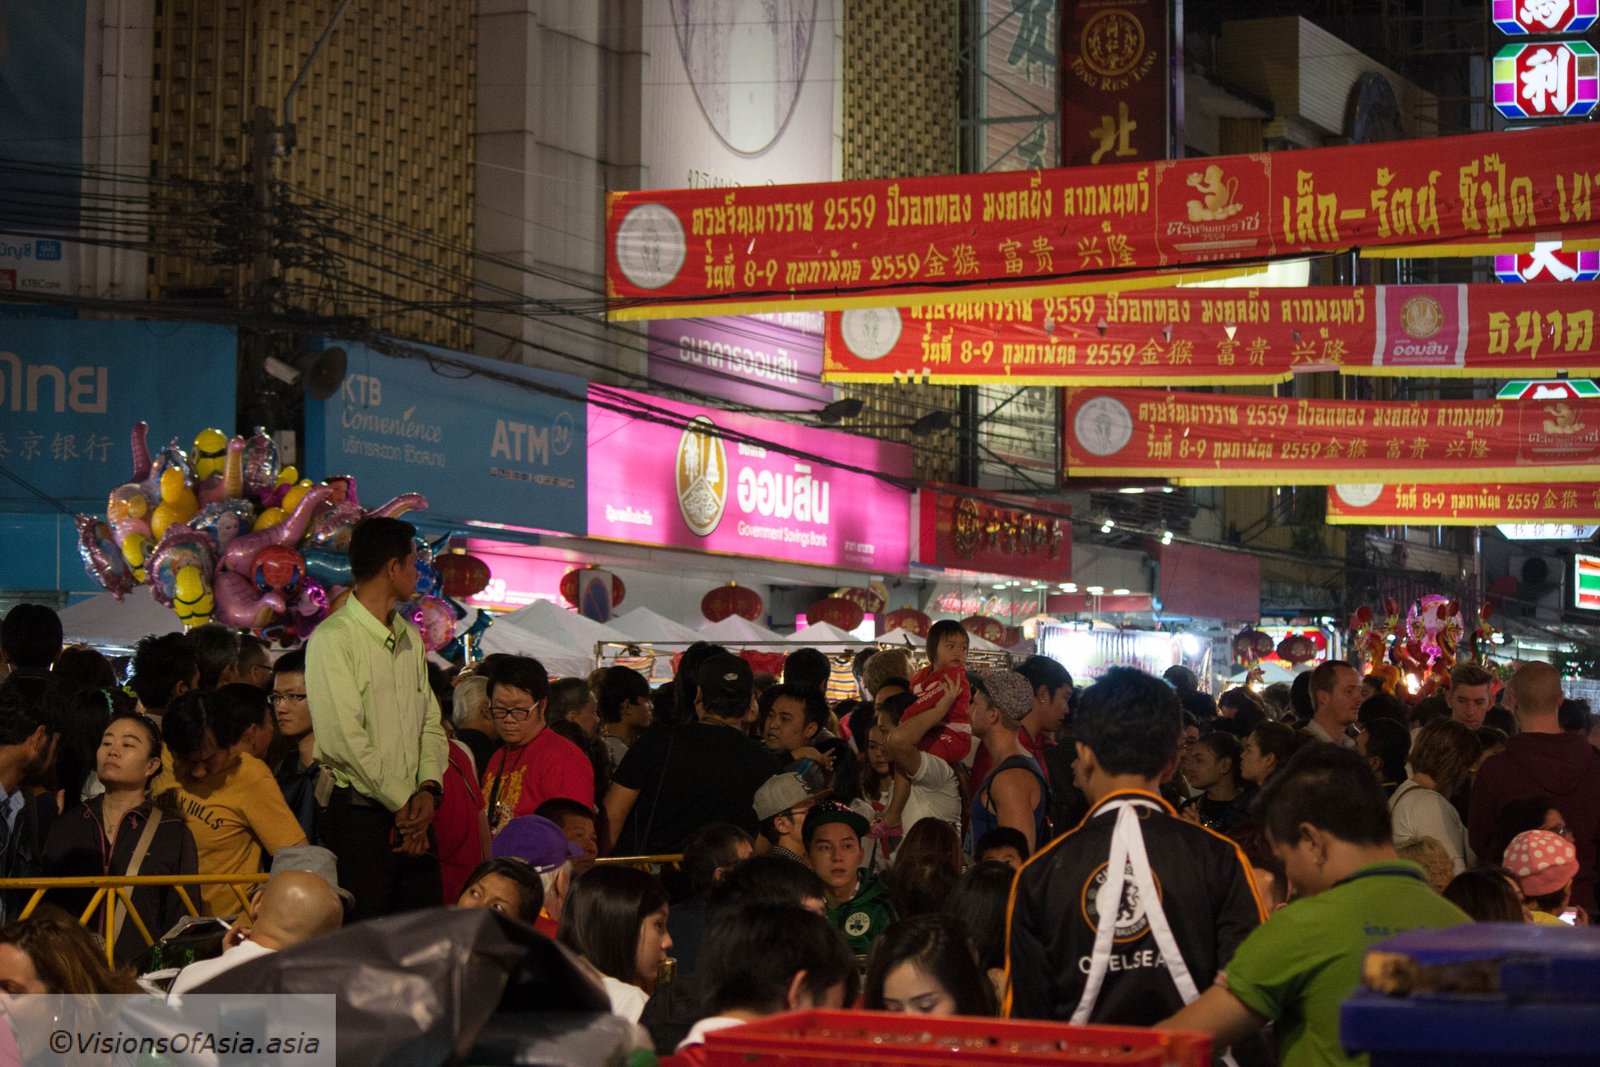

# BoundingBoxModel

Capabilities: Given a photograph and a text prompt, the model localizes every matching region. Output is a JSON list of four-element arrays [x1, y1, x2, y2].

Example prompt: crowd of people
[[0, 518, 1591, 1064]]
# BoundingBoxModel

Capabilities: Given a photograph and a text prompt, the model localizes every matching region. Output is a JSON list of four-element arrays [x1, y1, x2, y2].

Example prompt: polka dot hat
[[1503, 829, 1578, 898]]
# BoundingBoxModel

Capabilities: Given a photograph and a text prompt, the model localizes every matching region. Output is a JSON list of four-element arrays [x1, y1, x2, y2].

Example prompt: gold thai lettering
[[1278, 292, 1368, 326], [1437, 406, 1504, 429], [1373, 407, 1431, 429], [886, 184, 972, 228], [704, 242, 735, 291], [1458, 154, 1536, 238], [1371, 167, 1442, 239], [1058, 170, 1151, 219], [1283, 170, 1340, 244], [979, 176, 1053, 223], [907, 300, 1035, 323], [1489, 309, 1596, 356], [1451, 490, 1502, 512], [1212, 439, 1276, 461], [1559, 173, 1596, 224], [1200, 292, 1271, 325], [1103, 293, 1192, 325], [1145, 427, 1173, 460], [690, 195, 815, 237], [1135, 397, 1241, 427], [1001, 341, 1073, 366], [781, 252, 863, 287], [1295, 401, 1367, 429], [920, 322, 953, 365]]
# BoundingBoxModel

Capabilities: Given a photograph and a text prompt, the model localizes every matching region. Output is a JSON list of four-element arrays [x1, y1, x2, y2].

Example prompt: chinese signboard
[[0, 320, 236, 511], [1493, 0, 1598, 35], [304, 341, 587, 534], [1327, 482, 1600, 525], [1495, 242, 1600, 282], [585, 386, 912, 572], [1062, 388, 1600, 485], [606, 123, 1600, 319], [1493, 40, 1600, 118], [913, 487, 1069, 581], [1061, 0, 1169, 167], [821, 282, 1600, 386]]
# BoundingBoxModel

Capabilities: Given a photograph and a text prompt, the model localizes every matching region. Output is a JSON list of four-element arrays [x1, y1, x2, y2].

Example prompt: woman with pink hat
[[1503, 829, 1584, 926]]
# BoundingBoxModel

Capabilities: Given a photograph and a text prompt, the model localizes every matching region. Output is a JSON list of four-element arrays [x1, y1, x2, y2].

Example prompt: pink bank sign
[[586, 388, 912, 572]]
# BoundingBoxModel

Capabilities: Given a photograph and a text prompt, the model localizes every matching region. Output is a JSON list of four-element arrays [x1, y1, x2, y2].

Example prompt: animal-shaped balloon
[[172, 566, 215, 628], [74, 515, 136, 599], [306, 474, 428, 549], [241, 428, 280, 503], [121, 531, 156, 583], [302, 545, 353, 589], [251, 506, 285, 532], [193, 428, 229, 481], [213, 485, 333, 630], [189, 499, 256, 552], [138, 437, 195, 512], [252, 544, 306, 596], [150, 467, 200, 540], [197, 435, 245, 506]]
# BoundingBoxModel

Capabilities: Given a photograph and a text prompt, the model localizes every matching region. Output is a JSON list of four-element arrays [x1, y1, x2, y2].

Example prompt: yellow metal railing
[[593, 853, 684, 871], [0, 874, 269, 966]]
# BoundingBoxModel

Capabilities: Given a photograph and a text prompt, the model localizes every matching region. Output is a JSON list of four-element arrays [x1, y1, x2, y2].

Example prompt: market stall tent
[[610, 606, 704, 644], [57, 592, 182, 652], [786, 621, 867, 651], [697, 614, 785, 644], [478, 598, 630, 678]]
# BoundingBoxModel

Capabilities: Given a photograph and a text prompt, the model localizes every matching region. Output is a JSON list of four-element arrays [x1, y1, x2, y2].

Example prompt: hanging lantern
[[1232, 631, 1256, 663], [835, 585, 887, 615], [561, 567, 625, 611], [961, 614, 1005, 644], [808, 597, 865, 632], [1277, 634, 1316, 665], [1304, 629, 1328, 652], [883, 607, 932, 637], [436, 553, 491, 599], [1250, 630, 1276, 658], [702, 583, 763, 622]]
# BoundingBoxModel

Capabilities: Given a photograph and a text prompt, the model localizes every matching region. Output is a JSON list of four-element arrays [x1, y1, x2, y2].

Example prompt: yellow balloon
[[173, 566, 214, 628], [252, 506, 285, 532], [151, 468, 198, 539], [275, 466, 300, 488], [121, 533, 154, 583], [193, 428, 229, 480], [281, 479, 315, 513]]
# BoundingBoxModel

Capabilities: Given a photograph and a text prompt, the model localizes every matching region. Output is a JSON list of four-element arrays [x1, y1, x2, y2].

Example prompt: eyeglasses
[[269, 692, 307, 705], [489, 704, 537, 722]]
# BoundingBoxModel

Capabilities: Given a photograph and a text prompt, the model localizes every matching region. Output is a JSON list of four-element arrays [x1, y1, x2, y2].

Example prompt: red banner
[[1062, 388, 1600, 485], [1062, 0, 1170, 167], [605, 123, 1600, 320], [914, 488, 1070, 581], [822, 281, 1600, 386], [1326, 482, 1600, 525]]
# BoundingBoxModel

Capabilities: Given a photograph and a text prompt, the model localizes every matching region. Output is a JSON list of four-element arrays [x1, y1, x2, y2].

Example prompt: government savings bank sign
[[586, 387, 912, 572]]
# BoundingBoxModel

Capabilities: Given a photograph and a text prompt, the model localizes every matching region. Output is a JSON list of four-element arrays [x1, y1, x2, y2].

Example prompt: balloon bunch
[[77, 421, 430, 645], [1349, 594, 1497, 700]]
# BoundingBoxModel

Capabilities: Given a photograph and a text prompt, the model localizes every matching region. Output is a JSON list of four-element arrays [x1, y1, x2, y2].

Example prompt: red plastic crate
[[698, 1010, 1212, 1067]]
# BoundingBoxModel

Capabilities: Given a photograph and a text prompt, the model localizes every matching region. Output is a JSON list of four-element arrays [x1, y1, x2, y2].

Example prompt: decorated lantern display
[[883, 607, 932, 637], [438, 552, 491, 600], [961, 615, 1006, 645], [702, 583, 764, 623], [1276, 634, 1317, 666], [807, 597, 866, 632]]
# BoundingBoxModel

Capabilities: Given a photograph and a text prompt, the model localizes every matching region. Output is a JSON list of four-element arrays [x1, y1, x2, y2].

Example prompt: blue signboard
[[0, 319, 238, 511], [304, 340, 586, 534]]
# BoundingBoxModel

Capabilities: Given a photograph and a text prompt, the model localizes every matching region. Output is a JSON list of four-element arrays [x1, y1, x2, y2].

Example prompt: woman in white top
[[556, 865, 672, 1023], [1390, 718, 1480, 875]]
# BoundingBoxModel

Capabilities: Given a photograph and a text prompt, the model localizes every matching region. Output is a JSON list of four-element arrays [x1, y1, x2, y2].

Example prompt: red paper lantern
[[436, 553, 491, 599], [961, 615, 1005, 644], [561, 568, 625, 609], [883, 607, 932, 637], [1250, 630, 1275, 657], [1277, 635, 1316, 665], [702, 584, 763, 622], [808, 597, 865, 632], [1304, 629, 1328, 652]]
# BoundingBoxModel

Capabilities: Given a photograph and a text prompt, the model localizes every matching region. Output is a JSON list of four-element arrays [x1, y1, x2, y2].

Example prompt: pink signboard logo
[[587, 388, 912, 572], [1373, 285, 1467, 368]]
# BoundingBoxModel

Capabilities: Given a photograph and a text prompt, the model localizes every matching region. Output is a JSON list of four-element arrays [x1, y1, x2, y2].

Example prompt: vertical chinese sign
[[1061, 0, 1171, 167]]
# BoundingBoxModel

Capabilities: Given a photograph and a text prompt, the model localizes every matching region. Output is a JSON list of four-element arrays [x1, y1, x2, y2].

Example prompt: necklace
[[486, 741, 536, 830]]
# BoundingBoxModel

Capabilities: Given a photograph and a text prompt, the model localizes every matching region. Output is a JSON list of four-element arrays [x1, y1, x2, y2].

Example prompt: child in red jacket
[[902, 620, 973, 764]]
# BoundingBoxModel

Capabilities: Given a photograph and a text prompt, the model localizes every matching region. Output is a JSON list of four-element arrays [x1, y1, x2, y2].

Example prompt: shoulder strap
[[112, 810, 163, 948]]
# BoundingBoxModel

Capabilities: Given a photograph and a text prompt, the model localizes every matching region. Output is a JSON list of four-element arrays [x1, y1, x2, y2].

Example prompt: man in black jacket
[[1003, 666, 1264, 1026]]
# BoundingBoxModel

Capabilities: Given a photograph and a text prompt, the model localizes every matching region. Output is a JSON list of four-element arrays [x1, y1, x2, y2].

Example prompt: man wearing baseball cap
[[754, 763, 828, 866], [491, 813, 584, 936], [606, 652, 782, 853], [803, 801, 896, 955]]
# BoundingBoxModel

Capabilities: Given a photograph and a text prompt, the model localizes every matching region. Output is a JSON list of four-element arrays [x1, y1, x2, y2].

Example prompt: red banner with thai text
[[1062, 388, 1600, 485], [822, 281, 1600, 386], [605, 123, 1600, 319], [1326, 482, 1600, 525], [914, 487, 1070, 581]]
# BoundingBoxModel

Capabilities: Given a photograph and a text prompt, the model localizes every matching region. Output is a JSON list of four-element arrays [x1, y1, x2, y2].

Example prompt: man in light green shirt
[[306, 517, 448, 920]]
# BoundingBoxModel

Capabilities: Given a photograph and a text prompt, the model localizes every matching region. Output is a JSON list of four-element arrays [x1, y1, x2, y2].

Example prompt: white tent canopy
[[478, 625, 597, 679], [697, 614, 785, 644], [1225, 661, 1310, 686], [874, 626, 924, 649], [57, 592, 182, 652], [479, 599, 630, 678], [786, 621, 866, 650], [609, 606, 704, 645]]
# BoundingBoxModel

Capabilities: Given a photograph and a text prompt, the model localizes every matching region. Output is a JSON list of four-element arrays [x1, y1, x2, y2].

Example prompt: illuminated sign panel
[[1492, 0, 1599, 35], [1576, 553, 1600, 610], [1495, 243, 1600, 282], [1493, 41, 1600, 118]]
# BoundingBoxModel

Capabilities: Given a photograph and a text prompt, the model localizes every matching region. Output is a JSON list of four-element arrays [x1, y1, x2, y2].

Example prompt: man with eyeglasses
[[269, 648, 330, 842], [479, 655, 594, 834], [306, 517, 448, 920]]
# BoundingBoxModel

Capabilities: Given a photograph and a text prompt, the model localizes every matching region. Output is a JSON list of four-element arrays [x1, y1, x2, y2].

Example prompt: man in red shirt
[[973, 655, 1072, 787], [480, 656, 595, 835]]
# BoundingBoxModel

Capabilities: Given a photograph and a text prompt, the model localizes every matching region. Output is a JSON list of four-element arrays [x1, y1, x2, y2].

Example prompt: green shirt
[[826, 871, 897, 956], [306, 595, 447, 812], [1222, 861, 1469, 1067]]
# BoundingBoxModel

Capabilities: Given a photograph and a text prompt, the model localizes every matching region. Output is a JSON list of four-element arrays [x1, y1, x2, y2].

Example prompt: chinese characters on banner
[[1062, 388, 1600, 485], [605, 123, 1600, 319], [1062, 0, 1169, 167], [820, 282, 1600, 386], [1493, 40, 1600, 118], [1326, 481, 1600, 525], [914, 487, 1070, 580]]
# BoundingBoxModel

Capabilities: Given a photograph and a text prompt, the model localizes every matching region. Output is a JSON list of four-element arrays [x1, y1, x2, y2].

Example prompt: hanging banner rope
[[605, 123, 1600, 320], [1062, 388, 1600, 486], [820, 281, 1600, 386]]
